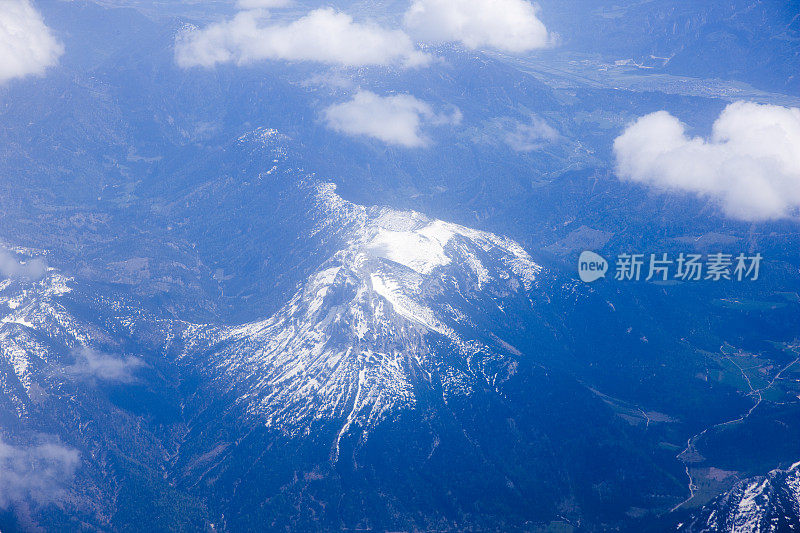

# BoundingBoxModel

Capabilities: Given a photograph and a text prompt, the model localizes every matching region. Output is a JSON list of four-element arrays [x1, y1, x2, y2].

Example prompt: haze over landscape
[[0, 0, 799, 531]]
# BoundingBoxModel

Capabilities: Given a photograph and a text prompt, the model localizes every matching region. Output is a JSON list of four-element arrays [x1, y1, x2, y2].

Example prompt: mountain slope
[[0, 254, 209, 531], [681, 461, 800, 532], [170, 183, 685, 531], [0, 181, 761, 531], [183, 182, 543, 443]]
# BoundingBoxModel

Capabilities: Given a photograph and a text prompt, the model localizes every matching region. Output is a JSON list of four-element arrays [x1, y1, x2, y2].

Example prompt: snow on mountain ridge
[[682, 461, 800, 532], [192, 183, 543, 455], [1, 273, 77, 396], [0, 181, 546, 464]]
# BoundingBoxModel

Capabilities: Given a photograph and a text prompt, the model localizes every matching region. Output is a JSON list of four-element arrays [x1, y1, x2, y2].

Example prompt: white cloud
[[613, 101, 800, 221], [67, 347, 146, 383], [236, 0, 291, 9], [500, 116, 558, 151], [0, 438, 79, 508], [323, 90, 461, 147], [0, 248, 47, 280], [176, 8, 429, 69], [0, 0, 63, 83], [403, 0, 551, 53]]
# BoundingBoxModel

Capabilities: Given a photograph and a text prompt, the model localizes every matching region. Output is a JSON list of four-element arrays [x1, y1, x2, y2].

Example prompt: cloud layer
[[500, 116, 558, 151], [177, 0, 553, 70], [0, 438, 79, 508], [404, 0, 551, 53], [0, 248, 47, 280], [323, 91, 461, 147], [614, 101, 800, 221], [236, 0, 291, 8], [0, 0, 63, 83], [67, 347, 146, 383], [176, 8, 429, 68]]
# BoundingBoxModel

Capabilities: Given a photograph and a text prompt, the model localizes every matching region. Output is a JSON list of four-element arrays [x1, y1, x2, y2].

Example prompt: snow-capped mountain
[[165, 180, 686, 532], [0, 260, 175, 419], [0, 173, 678, 531], [1, 0, 798, 530], [681, 461, 800, 533], [181, 182, 546, 453], [3, 123, 794, 530], [1, 267, 89, 418], [0, 255, 206, 531]]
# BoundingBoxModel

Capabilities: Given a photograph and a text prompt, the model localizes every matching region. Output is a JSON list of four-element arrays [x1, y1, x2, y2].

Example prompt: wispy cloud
[[236, 0, 291, 8], [0, 438, 79, 508], [67, 347, 146, 383], [498, 116, 558, 151], [0, 0, 63, 83], [614, 101, 800, 221], [176, 8, 429, 69], [404, 0, 552, 53], [0, 248, 47, 281], [323, 91, 461, 147]]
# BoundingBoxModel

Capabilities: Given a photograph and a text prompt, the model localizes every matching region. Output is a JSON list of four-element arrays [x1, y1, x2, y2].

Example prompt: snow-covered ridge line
[[0, 271, 81, 415], [314, 181, 538, 284], [684, 460, 800, 532]]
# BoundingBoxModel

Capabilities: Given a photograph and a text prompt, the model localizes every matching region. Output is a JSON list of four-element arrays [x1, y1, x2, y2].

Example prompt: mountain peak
[[187, 183, 543, 453]]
